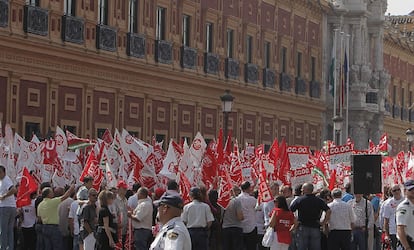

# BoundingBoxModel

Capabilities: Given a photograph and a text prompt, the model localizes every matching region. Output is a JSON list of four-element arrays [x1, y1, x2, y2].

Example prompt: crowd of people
[[0, 164, 414, 250]]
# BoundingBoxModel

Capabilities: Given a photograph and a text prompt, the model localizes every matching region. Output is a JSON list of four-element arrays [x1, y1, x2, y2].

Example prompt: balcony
[[244, 63, 258, 84], [0, 0, 8, 27], [127, 33, 145, 58], [204, 52, 219, 75], [24, 5, 49, 36], [225, 58, 239, 80], [263, 68, 275, 88], [279, 72, 291, 92], [96, 24, 117, 51], [310, 81, 320, 98], [410, 110, 414, 122], [384, 101, 391, 114], [61, 15, 84, 44], [402, 107, 408, 121], [155, 40, 173, 64], [180, 46, 197, 69], [295, 77, 307, 95]]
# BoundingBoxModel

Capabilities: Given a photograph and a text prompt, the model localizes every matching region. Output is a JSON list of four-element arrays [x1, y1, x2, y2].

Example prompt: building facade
[[0, 0, 328, 150]]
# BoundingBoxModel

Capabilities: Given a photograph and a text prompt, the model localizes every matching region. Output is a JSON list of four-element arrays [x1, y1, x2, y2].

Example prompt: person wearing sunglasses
[[383, 185, 404, 249], [396, 180, 414, 250]]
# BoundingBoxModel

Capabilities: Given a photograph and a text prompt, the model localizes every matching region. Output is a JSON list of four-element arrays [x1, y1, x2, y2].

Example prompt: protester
[[263, 182, 280, 227], [37, 184, 75, 250], [281, 185, 293, 199], [342, 183, 354, 202], [150, 195, 191, 250], [182, 187, 214, 250], [268, 195, 296, 250], [129, 187, 153, 250], [396, 179, 414, 250], [114, 180, 129, 247], [383, 185, 404, 250], [348, 193, 374, 250], [96, 190, 117, 250], [254, 190, 267, 250], [20, 192, 38, 250], [35, 182, 52, 250], [127, 183, 141, 210], [327, 188, 356, 250], [208, 189, 221, 250], [238, 181, 258, 250], [79, 188, 98, 250], [68, 187, 89, 250], [290, 183, 331, 250], [59, 185, 76, 250], [0, 165, 17, 250], [318, 188, 333, 250], [77, 176, 93, 203], [222, 186, 244, 250], [165, 180, 181, 197]]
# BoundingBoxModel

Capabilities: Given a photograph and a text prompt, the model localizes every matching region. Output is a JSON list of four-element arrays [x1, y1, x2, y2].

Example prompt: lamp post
[[406, 128, 414, 152], [332, 115, 344, 145], [220, 90, 234, 142]]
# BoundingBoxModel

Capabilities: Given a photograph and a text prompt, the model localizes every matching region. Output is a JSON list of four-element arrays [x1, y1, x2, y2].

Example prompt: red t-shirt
[[270, 208, 295, 244]]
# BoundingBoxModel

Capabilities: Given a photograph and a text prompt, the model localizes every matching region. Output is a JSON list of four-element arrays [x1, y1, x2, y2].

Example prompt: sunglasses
[[392, 189, 401, 192]]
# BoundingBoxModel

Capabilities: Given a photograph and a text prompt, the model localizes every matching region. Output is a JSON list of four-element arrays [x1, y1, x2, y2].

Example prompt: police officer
[[396, 179, 414, 250], [150, 195, 191, 250]]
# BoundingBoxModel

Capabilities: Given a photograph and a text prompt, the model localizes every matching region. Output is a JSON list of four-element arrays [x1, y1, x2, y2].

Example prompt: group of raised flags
[[0, 122, 413, 210]]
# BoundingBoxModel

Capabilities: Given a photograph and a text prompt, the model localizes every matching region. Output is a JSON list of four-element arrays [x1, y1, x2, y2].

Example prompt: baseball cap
[[117, 180, 128, 189], [156, 194, 184, 209], [404, 179, 414, 191]]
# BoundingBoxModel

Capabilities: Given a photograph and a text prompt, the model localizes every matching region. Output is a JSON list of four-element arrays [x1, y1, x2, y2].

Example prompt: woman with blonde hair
[[96, 190, 117, 250], [268, 195, 296, 250]]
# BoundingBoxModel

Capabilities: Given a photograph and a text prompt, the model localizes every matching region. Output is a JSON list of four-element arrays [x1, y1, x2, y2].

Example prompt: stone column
[[353, 24, 362, 65]]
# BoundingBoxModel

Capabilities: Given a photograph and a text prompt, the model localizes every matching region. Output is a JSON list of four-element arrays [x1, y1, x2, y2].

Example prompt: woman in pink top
[[269, 196, 297, 250]]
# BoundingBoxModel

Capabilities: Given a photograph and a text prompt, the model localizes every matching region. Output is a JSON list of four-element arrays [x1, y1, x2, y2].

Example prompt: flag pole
[[345, 34, 350, 140], [339, 32, 344, 145], [333, 29, 338, 142]]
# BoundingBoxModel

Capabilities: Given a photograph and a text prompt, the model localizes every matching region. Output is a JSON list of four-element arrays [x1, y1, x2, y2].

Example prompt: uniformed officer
[[396, 179, 414, 250], [150, 195, 191, 250]]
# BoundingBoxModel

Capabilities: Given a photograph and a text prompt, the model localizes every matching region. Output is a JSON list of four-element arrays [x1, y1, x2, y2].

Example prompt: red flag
[[79, 151, 104, 191], [201, 142, 218, 189], [377, 133, 388, 153], [258, 159, 273, 204], [328, 169, 337, 190], [179, 171, 192, 204], [217, 171, 233, 209], [268, 139, 279, 181], [216, 129, 224, 164], [16, 167, 38, 208], [277, 138, 291, 185], [42, 139, 58, 165]]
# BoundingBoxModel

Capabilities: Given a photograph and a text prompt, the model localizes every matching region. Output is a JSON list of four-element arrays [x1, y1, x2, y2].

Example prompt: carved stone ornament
[[96, 24, 117, 52], [279, 72, 291, 92], [244, 63, 258, 84], [24, 5, 49, 36], [155, 40, 173, 64], [263, 68, 275, 88], [127, 33, 146, 58], [0, 0, 8, 27], [225, 58, 239, 80], [310, 80, 320, 98], [204, 52, 219, 75], [62, 15, 84, 44], [180, 46, 197, 69], [295, 77, 307, 95]]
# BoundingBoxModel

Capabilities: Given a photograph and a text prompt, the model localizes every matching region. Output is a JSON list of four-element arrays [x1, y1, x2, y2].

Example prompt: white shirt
[[181, 200, 214, 228], [127, 194, 138, 210], [348, 198, 374, 228], [379, 198, 392, 229], [150, 217, 191, 250], [132, 196, 153, 230], [68, 200, 81, 235], [396, 198, 414, 239], [58, 197, 73, 236], [21, 199, 36, 228], [255, 203, 265, 235], [328, 198, 356, 230], [0, 175, 16, 207], [383, 196, 404, 235], [263, 200, 275, 227], [237, 192, 257, 233]]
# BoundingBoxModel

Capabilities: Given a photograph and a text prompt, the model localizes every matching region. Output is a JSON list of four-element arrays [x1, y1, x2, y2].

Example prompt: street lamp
[[406, 128, 414, 152], [220, 89, 234, 142], [332, 115, 344, 145]]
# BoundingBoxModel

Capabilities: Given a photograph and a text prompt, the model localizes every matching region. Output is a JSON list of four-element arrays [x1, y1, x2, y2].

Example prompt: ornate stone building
[[0, 0, 328, 150]]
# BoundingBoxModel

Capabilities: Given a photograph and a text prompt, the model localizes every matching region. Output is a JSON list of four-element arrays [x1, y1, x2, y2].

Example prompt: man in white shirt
[[127, 183, 141, 210], [68, 187, 89, 250], [129, 187, 153, 250], [396, 180, 414, 250], [383, 185, 404, 250], [348, 193, 374, 250], [237, 181, 257, 250], [20, 193, 37, 250], [181, 187, 214, 250], [0, 165, 17, 250], [328, 188, 356, 250], [263, 182, 279, 227]]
